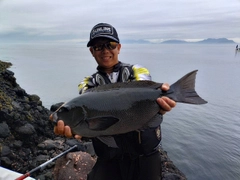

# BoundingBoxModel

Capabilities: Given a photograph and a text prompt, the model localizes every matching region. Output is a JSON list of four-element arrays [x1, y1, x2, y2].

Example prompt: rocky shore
[[0, 60, 186, 180]]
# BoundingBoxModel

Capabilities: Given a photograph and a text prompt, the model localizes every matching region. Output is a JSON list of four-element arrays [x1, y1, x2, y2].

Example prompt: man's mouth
[[102, 56, 111, 61]]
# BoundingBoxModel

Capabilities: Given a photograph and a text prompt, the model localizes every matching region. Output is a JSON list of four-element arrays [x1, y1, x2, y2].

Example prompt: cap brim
[[87, 35, 119, 47]]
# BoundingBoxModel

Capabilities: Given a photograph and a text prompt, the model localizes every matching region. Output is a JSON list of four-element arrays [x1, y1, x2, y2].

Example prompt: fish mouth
[[49, 112, 58, 125]]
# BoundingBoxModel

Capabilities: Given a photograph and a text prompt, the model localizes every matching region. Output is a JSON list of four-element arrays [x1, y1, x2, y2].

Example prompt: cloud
[[0, 0, 240, 43]]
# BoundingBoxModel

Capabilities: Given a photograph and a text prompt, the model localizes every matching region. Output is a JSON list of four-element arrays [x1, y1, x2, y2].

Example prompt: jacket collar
[[97, 61, 122, 74]]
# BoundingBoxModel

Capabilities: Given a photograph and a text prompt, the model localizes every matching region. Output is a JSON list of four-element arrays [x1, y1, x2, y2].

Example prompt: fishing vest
[[78, 62, 162, 158], [78, 61, 152, 94], [92, 62, 134, 85]]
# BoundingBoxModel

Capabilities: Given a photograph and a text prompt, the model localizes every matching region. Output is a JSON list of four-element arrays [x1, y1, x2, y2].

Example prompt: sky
[[0, 0, 240, 44]]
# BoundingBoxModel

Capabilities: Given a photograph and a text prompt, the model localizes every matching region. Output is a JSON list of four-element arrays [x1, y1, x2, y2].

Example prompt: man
[[54, 23, 176, 180]]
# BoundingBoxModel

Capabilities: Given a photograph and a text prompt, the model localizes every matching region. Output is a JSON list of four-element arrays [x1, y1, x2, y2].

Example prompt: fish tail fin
[[167, 70, 207, 104]]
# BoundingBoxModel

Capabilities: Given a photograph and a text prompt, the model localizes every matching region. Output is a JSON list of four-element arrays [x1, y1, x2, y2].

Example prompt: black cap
[[87, 23, 120, 47]]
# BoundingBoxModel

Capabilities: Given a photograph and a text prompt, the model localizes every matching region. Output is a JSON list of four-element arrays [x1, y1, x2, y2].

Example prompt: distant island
[[161, 38, 236, 44], [121, 38, 236, 44]]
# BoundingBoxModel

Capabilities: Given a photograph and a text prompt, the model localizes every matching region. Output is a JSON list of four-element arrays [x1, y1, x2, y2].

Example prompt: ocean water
[[0, 43, 240, 180]]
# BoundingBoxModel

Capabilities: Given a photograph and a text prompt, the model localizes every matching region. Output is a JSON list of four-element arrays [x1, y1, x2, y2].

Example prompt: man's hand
[[157, 83, 176, 114], [49, 114, 82, 139]]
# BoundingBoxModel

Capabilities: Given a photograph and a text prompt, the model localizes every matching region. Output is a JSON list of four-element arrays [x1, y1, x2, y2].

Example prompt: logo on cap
[[91, 26, 113, 39]]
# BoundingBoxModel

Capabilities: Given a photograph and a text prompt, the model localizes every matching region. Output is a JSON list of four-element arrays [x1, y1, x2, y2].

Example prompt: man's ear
[[89, 47, 94, 56], [117, 43, 121, 54]]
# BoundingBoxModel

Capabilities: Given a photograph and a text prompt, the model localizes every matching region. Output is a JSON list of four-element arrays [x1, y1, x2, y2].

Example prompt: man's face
[[89, 38, 121, 69]]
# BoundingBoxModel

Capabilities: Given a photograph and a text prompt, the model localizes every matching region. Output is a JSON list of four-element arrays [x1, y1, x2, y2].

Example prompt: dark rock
[[0, 122, 11, 138], [35, 174, 46, 180], [38, 139, 58, 150], [43, 171, 53, 180], [1, 145, 11, 156], [2, 70, 17, 86], [17, 96, 30, 103], [36, 155, 50, 164], [23, 103, 31, 111], [29, 94, 40, 102], [0, 110, 11, 122], [14, 87, 27, 96], [13, 140, 23, 149], [37, 106, 43, 112], [1, 156, 12, 168], [12, 101, 22, 111], [16, 123, 36, 135]]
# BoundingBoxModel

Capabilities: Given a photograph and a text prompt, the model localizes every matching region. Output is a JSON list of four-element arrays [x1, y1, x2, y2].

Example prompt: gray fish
[[51, 70, 207, 137]]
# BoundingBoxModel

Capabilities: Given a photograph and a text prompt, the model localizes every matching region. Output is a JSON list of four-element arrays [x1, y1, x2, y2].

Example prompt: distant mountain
[[161, 40, 188, 44], [161, 38, 236, 44], [111, 38, 236, 44], [196, 38, 235, 44], [121, 39, 149, 44]]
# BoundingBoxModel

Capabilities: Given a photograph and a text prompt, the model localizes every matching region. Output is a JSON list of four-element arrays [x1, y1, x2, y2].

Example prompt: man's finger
[[161, 83, 170, 91], [161, 96, 176, 108], [64, 126, 73, 138], [74, 135, 82, 139], [57, 120, 65, 135], [157, 97, 176, 112]]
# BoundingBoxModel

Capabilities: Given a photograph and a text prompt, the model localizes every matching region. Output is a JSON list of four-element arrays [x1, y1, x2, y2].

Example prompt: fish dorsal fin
[[86, 116, 119, 131], [85, 81, 162, 93]]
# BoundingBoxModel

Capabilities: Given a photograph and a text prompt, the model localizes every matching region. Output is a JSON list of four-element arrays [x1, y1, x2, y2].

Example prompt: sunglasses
[[92, 42, 118, 51]]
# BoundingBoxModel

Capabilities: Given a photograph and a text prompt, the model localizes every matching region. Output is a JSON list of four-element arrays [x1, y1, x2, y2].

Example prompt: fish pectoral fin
[[86, 116, 119, 131]]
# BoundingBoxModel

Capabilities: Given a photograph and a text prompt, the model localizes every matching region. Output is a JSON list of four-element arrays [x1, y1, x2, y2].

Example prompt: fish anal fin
[[144, 113, 163, 128], [86, 116, 119, 131]]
